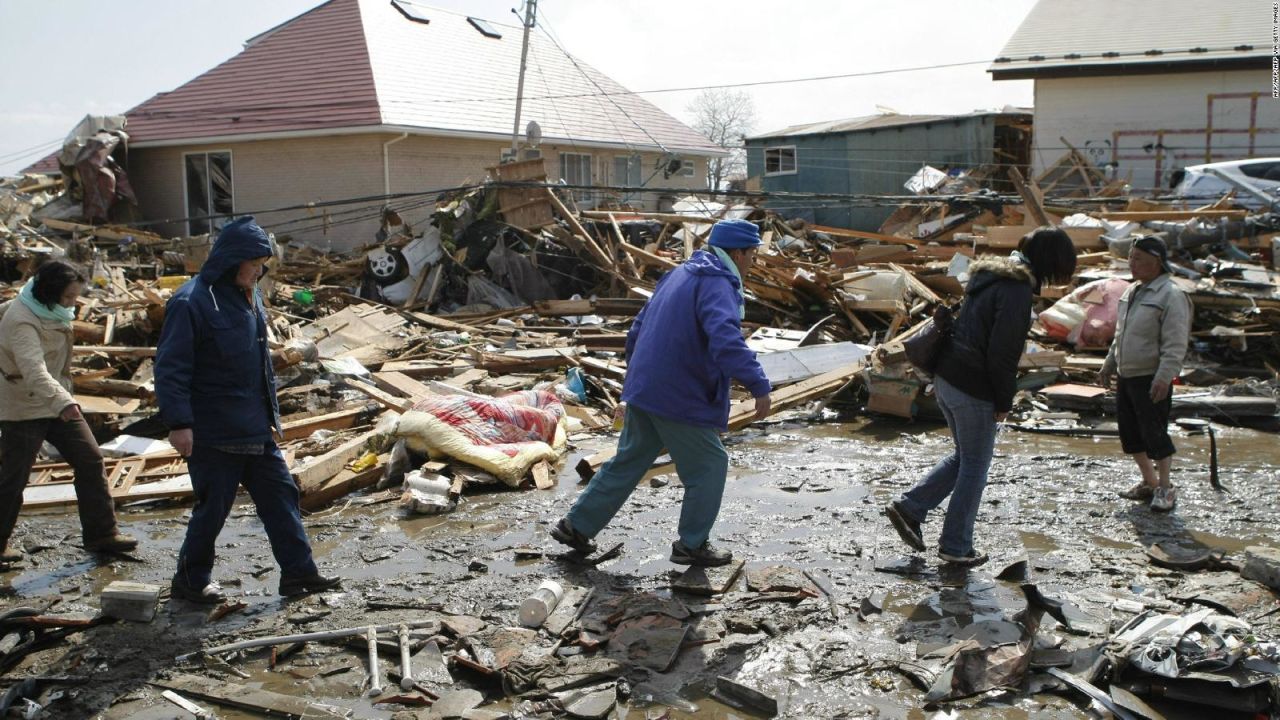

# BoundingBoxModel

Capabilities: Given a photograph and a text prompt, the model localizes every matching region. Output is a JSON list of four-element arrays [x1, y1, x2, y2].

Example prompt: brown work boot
[[84, 534, 139, 553], [0, 546, 21, 563]]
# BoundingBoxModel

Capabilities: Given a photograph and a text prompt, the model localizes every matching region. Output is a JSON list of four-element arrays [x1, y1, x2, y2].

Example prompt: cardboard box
[[101, 581, 160, 622]]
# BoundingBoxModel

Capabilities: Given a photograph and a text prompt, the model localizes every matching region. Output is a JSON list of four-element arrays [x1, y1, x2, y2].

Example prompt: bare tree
[[687, 89, 756, 191]]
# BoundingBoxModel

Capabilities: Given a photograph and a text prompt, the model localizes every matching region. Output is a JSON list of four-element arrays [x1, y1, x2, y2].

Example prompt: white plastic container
[[518, 580, 564, 628]]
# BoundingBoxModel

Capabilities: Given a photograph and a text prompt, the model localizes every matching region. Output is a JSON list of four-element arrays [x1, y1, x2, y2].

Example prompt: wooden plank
[[300, 459, 385, 511], [545, 189, 614, 269], [806, 223, 920, 245], [344, 381, 411, 413], [1009, 168, 1051, 227], [531, 460, 554, 490], [619, 241, 678, 270], [378, 359, 472, 378], [73, 395, 140, 415], [406, 311, 483, 335], [72, 346, 156, 357], [291, 428, 380, 493], [280, 407, 366, 442], [1096, 209, 1248, 221], [151, 674, 345, 719], [372, 371, 436, 401], [727, 362, 864, 431]]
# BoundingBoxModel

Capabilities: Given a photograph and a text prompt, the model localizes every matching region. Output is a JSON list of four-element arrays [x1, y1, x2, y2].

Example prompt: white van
[[1172, 158, 1280, 210]]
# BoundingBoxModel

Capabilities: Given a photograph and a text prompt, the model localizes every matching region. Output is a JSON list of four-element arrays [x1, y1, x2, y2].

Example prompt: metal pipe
[[175, 619, 439, 662], [366, 626, 383, 697], [398, 623, 414, 691], [383, 132, 409, 197]]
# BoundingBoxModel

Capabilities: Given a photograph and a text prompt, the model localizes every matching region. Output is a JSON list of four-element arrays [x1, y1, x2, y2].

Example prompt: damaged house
[[742, 109, 1033, 231], [991, 0, 1278, 193], [25, 0, 721, 249]]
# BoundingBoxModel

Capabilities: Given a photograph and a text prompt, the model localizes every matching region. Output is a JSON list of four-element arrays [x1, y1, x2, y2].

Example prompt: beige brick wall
[[130, 132, 713, 251]]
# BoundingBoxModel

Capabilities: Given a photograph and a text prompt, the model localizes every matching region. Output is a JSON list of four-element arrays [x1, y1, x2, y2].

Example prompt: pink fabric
[[409, 390, 563, 459]]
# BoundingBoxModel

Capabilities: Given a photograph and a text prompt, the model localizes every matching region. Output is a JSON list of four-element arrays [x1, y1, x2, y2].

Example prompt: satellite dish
[[525, 120, 542, 146]]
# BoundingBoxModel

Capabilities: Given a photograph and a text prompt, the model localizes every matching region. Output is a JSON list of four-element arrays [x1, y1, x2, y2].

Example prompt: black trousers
[[1116, 375, 1176, 461], [0, 417, 119, 549]]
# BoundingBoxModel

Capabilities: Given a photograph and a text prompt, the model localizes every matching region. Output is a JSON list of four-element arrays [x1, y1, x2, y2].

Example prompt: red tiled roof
[[124, 0, 382, 142], [82, 0, 718, 155]]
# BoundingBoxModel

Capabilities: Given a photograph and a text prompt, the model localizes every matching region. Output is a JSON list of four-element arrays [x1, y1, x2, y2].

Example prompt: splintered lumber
[[372, 371, 436, 401], [473, 347, 582, 372], [280, 406, 367, 441], [301, 454, 386, 511], [72, 346, 156, 357], [72, 377, 153, 399], [545, 189, 614, 269], [1096, 209, 1248, 221], [534, 297, 647, 317], [619, 241, 678, 270], [151, 674, 347, 719], [41, 218, 169, 245], [346, 380, 413, 412], [807, 224, 920, 246], [727, 362, 864, 431], [406, 311, 483, 335], [379, 359, 472, 378], [291, 428, 380, 492], [1009, 168, 1051, 227]]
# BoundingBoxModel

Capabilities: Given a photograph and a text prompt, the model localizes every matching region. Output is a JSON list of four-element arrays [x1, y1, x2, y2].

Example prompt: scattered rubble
[[0, 151, 1277, 717]]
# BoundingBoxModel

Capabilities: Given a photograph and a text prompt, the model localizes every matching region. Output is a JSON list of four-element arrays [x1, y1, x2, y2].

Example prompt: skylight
[[391, 0, 430, 24], [467, 17, 502, 39]]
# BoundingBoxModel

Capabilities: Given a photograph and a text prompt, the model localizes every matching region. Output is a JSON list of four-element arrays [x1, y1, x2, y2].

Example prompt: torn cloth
[[394, 390, 566, 486]]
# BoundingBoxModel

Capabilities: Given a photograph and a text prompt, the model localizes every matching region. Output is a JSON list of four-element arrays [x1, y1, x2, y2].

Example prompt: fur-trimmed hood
[[966, 256, 1035, 296]]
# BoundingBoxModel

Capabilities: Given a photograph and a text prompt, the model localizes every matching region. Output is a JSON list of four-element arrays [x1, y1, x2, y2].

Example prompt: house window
[[467, 17, 501, 38], [678, 158, 696, 177], [559, 152, 592, 203], [765, 146, 796, 175], [613, 155, 642, 202], [391, 0, 430, 24], [184, 151, 234, 236]]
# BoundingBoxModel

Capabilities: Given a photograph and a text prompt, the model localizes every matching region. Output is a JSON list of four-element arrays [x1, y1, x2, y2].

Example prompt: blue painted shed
[[744, 110, 1031, 231]]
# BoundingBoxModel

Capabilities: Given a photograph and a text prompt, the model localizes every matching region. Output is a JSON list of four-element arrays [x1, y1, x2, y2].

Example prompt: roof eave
[[990, 55, 1271, 80], [128, 123, 726, 156]]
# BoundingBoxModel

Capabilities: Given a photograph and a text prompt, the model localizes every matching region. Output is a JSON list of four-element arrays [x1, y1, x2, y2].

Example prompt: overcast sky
[[0, 0, 1036, 176]]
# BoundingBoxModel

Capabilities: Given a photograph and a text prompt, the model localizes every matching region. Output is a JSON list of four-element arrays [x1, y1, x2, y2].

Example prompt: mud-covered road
[[2, 415, 1277, 719]]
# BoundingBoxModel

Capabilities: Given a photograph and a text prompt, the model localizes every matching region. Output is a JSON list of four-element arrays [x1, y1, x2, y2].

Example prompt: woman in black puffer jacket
[[886, 228, 1076, 566]]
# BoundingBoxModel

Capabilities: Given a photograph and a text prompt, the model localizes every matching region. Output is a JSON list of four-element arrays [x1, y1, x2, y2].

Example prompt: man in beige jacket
[[1099, 236, 1193, 512], [0, 261, 136, 564]]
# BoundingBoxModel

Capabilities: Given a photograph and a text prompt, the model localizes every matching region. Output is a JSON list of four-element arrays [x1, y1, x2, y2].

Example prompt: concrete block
[[101, 581, 160, 622], [1241, 546, 1280, 591]]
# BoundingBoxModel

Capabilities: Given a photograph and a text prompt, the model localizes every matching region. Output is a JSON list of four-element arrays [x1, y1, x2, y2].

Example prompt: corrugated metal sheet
[[991, 0, 1269, 76], [107, 0, 717, 154]]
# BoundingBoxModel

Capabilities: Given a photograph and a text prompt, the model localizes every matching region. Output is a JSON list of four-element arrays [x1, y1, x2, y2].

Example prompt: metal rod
[[398, 623, 414, 691], [175, 619, 439, 662], [366, 626, 383, 697]]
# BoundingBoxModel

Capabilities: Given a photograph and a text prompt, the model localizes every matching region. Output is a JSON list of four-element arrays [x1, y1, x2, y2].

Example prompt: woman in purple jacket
[[551, 220, 772, 567]]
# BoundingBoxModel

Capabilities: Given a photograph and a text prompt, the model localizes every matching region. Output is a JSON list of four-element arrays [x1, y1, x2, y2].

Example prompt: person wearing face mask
[[0, 260, 138, 566], [155, 217, 339, 603], [1099, 235, 1192, 513]]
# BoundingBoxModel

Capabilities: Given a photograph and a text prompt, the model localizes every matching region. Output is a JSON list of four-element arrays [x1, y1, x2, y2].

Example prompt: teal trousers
[[566, 405, 729, 549]]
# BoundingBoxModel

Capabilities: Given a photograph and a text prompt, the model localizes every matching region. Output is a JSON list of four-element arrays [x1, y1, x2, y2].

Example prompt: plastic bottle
[[518, 580, 564, 628]]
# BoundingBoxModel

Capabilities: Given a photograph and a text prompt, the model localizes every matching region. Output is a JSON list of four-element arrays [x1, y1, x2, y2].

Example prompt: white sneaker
[[1151, 487, 1177, 512]]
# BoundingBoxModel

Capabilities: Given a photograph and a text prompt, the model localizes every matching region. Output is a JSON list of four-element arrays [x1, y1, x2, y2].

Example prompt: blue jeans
[[898, 376, 996, 557], [567, 405, 729, 549], [174, 443, 318, 588]]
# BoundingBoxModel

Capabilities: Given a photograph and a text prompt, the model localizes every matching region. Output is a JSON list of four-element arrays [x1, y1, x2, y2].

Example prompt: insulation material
[[1038, 277, 1131, 347], [394, 390, 567, 486]]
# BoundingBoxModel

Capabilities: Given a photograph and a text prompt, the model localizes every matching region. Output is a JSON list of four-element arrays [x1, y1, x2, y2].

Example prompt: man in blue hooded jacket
[[155, 217, 339, 603], [551, 219, 772, 566]]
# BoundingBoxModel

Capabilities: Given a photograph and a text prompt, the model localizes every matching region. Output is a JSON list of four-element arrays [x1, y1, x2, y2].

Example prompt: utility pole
[[510, 0, 537, 154]]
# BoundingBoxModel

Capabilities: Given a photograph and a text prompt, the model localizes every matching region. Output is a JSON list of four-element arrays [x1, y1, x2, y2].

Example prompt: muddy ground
[[1, 414, 1277, 719]]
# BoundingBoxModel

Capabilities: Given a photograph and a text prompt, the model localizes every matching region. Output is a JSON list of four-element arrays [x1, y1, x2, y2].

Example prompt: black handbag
[[903, 303, 959, 375]]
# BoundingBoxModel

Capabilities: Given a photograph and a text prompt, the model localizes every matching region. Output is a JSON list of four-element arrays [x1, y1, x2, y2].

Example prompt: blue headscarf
[[18, 279, 75, 325]]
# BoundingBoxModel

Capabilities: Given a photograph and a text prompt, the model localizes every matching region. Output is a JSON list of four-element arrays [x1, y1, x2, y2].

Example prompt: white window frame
[[678, 157, 696, 177], [182, 150, 235, 236], [559, 151, 593, 203], [764, 145, 797, 176]]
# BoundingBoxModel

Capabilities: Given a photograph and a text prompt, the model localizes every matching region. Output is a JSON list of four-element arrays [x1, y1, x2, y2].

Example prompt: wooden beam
[[1009, 167, 1051, 227], [1095, 209, 1248, 221], [345, 380, 412, 412], [372, 371, 436, 400], [545, 189, 614, 269], [619, 241, 678, 270], [291, 428, 380, 492], [405, 311, 483, 335], [280, 407, 366, 441]]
